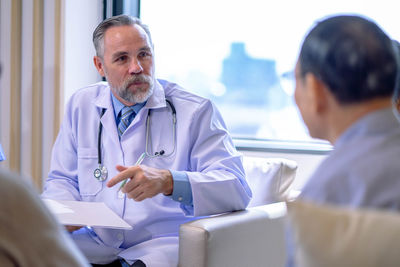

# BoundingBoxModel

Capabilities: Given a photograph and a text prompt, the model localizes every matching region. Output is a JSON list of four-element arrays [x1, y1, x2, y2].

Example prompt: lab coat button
[[178, 196, 183, 202], [117, 233, 124, 241]]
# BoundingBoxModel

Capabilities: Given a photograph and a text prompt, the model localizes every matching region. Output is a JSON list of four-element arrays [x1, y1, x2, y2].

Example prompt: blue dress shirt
[[110, 93, 193, 205]]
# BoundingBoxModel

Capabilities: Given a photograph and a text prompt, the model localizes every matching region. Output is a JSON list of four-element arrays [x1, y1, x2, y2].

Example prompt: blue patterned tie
[[118, 106, 135, 137]]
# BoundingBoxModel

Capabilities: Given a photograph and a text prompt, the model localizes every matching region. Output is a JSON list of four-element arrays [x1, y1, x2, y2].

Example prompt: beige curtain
[[0, 0, 64, 190]]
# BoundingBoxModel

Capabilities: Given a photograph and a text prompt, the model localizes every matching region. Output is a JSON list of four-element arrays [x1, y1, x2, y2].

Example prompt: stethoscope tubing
[[94, 99, 177, 181], [145, 99, 176, 158], [97, 108, 106, 165]]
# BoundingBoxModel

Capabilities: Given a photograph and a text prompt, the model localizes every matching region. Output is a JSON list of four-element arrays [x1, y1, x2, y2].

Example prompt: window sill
[[233, 138, 333, 155]]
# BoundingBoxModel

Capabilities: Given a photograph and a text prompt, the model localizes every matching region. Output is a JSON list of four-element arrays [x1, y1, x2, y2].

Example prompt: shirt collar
[[335, 107, 399, 148]]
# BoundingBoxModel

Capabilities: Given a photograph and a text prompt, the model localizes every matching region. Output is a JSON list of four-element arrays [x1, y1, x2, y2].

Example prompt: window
[[126, 0, 399, 148]]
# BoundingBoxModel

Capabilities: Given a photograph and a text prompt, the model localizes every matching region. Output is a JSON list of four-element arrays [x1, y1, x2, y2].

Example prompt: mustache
[[124, 75, 151, 87]]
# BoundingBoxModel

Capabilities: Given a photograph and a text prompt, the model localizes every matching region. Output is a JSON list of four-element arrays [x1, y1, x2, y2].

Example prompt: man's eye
[[116, 56, 127, 62], [139, 52, 151, 58]]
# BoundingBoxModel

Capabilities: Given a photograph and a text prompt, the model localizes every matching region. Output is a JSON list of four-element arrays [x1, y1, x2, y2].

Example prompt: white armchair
[[179, 203, 288, 267], [178, 157, 298, 267], [179, 154, 400, 267]]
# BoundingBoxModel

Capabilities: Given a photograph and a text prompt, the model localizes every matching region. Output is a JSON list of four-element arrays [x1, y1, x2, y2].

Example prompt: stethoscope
[[93, 99, 177, 181]]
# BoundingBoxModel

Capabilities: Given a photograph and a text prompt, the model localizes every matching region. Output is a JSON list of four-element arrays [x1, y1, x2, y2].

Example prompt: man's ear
[[304, 73, 328, 114], [93, 56, 105, 77]]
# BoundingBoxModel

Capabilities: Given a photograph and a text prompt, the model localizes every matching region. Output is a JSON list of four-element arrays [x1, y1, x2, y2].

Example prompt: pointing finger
[[107, 165, 137, 187]]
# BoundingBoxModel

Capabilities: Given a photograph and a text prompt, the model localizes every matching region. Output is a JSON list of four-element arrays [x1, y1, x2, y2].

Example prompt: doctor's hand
[[107, 164, 173, 201]]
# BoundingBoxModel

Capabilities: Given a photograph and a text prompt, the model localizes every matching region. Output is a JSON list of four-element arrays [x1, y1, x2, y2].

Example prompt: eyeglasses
[[279, 70, 296, 96]]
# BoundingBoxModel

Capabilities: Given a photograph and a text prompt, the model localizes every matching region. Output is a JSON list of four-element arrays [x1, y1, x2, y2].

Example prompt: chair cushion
[[179, 202, 287, 267], [286, 200, 400, 267], [243, 157, 297, 207]]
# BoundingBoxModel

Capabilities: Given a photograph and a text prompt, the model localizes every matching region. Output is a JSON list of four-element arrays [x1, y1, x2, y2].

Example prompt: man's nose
[[129, 58, 143, 74]]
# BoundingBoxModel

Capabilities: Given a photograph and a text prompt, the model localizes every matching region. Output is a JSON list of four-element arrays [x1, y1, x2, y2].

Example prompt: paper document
[[43, 199, 132, 230]]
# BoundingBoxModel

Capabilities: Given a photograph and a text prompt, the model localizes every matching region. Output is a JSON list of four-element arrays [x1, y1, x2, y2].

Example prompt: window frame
[[111, 0, 333, 155]]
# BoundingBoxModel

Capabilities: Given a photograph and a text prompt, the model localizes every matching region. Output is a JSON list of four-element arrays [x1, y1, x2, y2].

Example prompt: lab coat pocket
[[77, 147, 103, 196]]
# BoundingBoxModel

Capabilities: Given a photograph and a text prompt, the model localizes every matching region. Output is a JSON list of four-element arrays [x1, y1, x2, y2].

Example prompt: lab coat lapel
[[92, 85, 120, 146], [100, 108, 119, 144], [145, 79, 167, 110], [125, 80, 167, 133]]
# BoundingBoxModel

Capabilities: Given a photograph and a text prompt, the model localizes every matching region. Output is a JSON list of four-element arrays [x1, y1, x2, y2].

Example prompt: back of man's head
[[299, 15, 398, 105]]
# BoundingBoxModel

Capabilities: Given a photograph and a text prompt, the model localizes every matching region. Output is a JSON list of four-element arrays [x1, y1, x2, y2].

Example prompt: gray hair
[[93, 14, 153, 58]]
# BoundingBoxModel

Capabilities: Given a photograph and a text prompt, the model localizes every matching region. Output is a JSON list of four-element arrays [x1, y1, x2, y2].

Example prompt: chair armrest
[[179, 202, 287, 267]]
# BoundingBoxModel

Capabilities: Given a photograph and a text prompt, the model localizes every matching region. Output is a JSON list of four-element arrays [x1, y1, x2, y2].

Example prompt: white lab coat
[[42, 79, 252, 266]]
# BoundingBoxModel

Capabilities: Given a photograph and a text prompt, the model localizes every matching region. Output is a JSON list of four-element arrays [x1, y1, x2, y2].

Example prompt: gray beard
[[110, 75, 154, 104], [118, 82, 154, 104]]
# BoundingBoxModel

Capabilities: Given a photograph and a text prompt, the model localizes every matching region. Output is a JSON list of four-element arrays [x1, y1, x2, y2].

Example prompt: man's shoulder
[[0, 169, 37, 203], [71, 81, 109, 98], [301, 134, 400, 207], [66, 81, 110, 110], [158, 79, 210, 107]]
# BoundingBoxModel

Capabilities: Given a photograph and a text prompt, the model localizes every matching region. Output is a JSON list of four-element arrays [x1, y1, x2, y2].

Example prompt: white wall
[[64, 0, 103, 104]]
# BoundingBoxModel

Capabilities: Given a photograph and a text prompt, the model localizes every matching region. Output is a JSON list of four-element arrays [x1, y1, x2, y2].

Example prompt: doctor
[[42, 15, 251, 267]]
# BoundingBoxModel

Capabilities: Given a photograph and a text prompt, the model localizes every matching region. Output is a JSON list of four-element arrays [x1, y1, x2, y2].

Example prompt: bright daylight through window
[[138, 0, 400, 145]]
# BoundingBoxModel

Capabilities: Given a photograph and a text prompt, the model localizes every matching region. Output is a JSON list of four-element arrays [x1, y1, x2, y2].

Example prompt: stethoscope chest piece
[[94, 164, 108, 181]]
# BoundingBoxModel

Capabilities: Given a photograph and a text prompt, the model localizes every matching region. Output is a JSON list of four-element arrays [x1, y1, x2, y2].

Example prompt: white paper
[[43, 199, 132, 230], [44, 199, 74, 214]]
